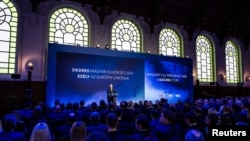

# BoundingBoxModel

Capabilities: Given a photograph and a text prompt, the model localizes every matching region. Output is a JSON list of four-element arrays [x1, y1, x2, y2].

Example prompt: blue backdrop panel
[[144, 60, 193, 104], [46, 43, 193, 107]]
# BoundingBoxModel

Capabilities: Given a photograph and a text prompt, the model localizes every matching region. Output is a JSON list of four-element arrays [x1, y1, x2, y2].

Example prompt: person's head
[[29, 122, 51, 141], [136, 114, 150, 130], [88, 102, 96, 111], [184, 111, 197, 125], [72, 102, 79, 111], [2, 114, 16, 132], [70, 121, 87, 141], [207, 108, 217, 115], [80, 100, 85, 107], [159, 108, 176, 124], [205, 113, 219, 126], [106, 112, 118, 129], [185, 130, 204, 141], [219, 113, 232, 125], [54, 105, 62, 112], [67, 112, 77, 124], [109, 84, 113, 90], [151, 108, 160, 119], [32, 105, 43, 116], [90, 112, 100, 124], [54, 99, 60, 106], [99, 100, 107, 108]]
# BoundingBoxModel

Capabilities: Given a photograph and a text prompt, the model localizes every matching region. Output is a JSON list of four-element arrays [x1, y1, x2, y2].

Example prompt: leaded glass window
[[225, 40, 240, 83], [111, 19, 141, 52], [196, 35, 215, 82], [0, 0, 18, 74], [49, 7, 89, 46], [159, 28, 182, 57]]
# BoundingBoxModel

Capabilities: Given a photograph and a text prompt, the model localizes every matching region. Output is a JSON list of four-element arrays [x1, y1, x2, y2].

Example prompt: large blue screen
[[46, 43, 193, 107]]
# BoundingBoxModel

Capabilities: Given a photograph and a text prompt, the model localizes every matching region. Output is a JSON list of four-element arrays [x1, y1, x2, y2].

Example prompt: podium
[[111, 92, 119, 104]]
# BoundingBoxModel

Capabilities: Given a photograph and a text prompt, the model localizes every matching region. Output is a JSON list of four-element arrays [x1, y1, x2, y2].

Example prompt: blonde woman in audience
[[70, 121, 87, 141], [29, 122, 51, 141]]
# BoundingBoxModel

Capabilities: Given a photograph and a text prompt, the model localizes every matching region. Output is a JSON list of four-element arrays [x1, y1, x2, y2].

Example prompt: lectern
[[111, 92, 119, 104]]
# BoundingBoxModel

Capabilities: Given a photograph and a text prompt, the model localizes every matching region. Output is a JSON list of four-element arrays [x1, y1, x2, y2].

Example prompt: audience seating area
[[0, 97, 250, 141]]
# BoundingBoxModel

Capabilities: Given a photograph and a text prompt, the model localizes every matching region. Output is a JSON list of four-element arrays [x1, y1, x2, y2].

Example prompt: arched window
[[196, 35, 215, 82], [225, 40, 241, 83], [49, 7, 89, 46], [0, 0, 18, 74], [159, 28, 182, 57], [111, 19, 141, 52]]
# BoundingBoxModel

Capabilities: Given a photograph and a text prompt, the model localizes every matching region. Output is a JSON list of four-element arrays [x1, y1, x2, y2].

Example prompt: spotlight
[[105, 44, 109, 49]]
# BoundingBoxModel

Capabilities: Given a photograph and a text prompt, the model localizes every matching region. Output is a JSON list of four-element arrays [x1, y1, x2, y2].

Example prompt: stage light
[[105, 44, 109, 49]]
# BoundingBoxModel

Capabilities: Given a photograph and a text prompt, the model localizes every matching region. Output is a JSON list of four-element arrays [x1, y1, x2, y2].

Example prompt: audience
[[1, 96, 250, 141]]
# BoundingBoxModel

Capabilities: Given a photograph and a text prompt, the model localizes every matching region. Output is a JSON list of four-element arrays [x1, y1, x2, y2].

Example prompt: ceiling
[[31, 0, 250, 49]]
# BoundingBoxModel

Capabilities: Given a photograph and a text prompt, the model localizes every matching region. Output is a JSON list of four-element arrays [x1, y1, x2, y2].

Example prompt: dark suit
[[107, 88, 117, 104]]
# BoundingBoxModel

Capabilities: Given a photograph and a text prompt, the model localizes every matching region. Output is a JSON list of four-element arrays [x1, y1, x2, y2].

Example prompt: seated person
[[29, 122, 52, 141], [87, 112, 107, 135], [106, 112, 129, 141], [0, 114, 26, 141]]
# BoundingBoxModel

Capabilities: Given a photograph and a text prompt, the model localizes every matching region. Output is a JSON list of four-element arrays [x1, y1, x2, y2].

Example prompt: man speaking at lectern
[[107, 84, 117, 104]]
